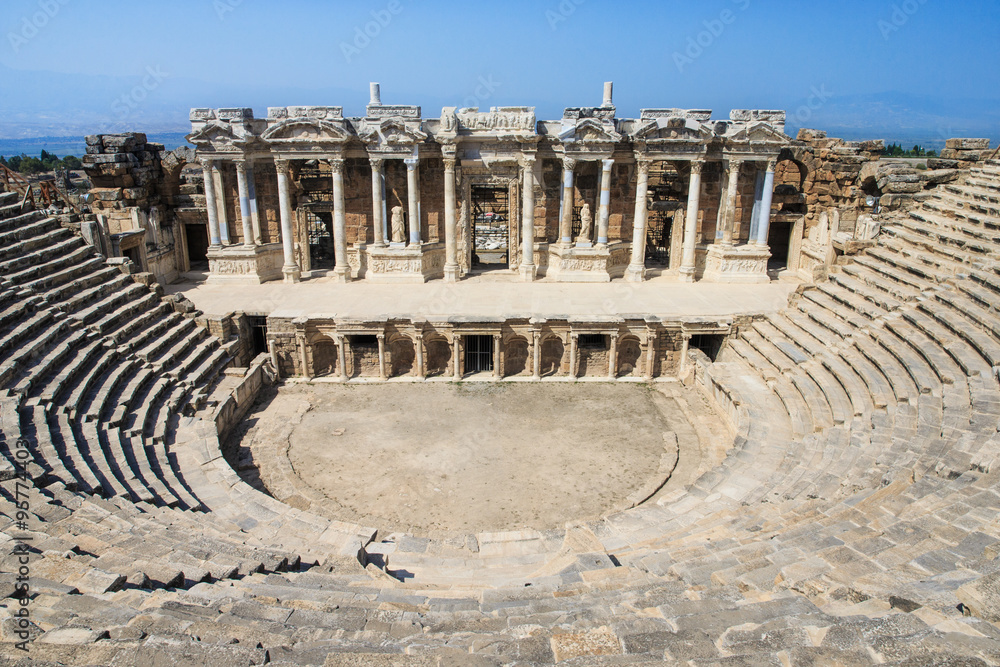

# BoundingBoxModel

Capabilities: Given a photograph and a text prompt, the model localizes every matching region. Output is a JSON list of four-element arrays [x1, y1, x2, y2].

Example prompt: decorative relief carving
[[456, 108, 536, 132]]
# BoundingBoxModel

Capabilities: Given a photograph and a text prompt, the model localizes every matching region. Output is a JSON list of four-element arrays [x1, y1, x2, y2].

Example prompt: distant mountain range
[[1, 66, 996, 153]]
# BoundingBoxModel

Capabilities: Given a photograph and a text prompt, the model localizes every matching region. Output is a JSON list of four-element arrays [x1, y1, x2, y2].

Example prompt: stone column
[[404, 157, 421, 246], [559, 157, 577, 245], [275, 159, 301, 283], [532, 331, 541, 380], [596, 158, 614, 245], [720, 159, 742, 245], [679, 160, 704, 282], [234, 159, 255, 247], [415, 333, 425, 380], [756, 159, 777, 246], [246, 160, 262, 244], [493, 335, 502, 380], [608, 334, 618, 379], [336, 335, 349, 382], [330, 158, 350, 283], [569, 333, 579, 378], [377, 333, 387, 380], [213, 161, 231, 245], [679, 332, 692, 376], [520, 156, 537, 281], [443, 157, 460, 282], [200, 158, 222, 247], [370, 157, 385, 247], [645, 330, 657, 381], [452, 336, 461, 380], [297, 334, 311, 379], [625, 159, 652, 282]]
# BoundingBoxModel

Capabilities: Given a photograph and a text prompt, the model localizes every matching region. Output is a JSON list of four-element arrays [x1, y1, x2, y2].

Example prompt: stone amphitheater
[[2, 104, 1000, 665]]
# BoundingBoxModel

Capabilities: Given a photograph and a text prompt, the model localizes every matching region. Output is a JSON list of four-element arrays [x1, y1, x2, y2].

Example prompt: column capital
[[404, 156, 419, 170], [233, 157, 248, 173], [198, 157, 216, 170], [369, 156, 384, 170], [570, 331, 579, 340], [562, 156, 578, 171], [601, 158, 615, 170], [724, 157, 744, 170], [443, 157, 457, 171], [689, 159, 705, 175], [376, 332, 385, 340], [274, 158, 290, 172], [519, 154, 536, 169], [765, 158, 778, 172], [635, 158, 652, 175], [329, 158, 345, 174], [681, 332, 693, 341]]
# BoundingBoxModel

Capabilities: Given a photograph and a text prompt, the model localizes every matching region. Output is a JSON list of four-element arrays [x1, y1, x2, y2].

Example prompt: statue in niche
[[576, 203, 593, 244], [390, 205, 406, 243]]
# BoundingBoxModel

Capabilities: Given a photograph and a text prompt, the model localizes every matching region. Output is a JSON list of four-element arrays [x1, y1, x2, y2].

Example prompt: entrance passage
[[767, 217, 795, 271], [307, 211, 335, 270], [464, 335, 494, 373], [185, 223, 208, 269], [247, 315, 268, 358], [471, 185, 509, 269], [645, 209, 673, 265]]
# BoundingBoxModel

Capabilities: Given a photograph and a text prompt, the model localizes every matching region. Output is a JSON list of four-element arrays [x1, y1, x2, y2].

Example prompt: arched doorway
[[539, 337, 564, 377], [504, 336, 529, 377], [389, 336, 414, 377], [425, 337, 451, 377], [617, 337, 642, 377], [312, 336, 338, 377]]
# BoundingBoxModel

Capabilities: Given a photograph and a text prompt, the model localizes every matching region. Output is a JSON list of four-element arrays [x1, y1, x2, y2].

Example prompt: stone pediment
[[633, 117, 715, 142], [261, 117, 352, 145], [358, 118, 428, 149], [560, 117, 622, 145], [726, 121, 790, 145], [186, 120, 243, 150]]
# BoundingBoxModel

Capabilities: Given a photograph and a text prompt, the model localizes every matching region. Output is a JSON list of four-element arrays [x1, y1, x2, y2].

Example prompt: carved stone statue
[[390, 205, 405, 244], [576, 203, 593, 244]]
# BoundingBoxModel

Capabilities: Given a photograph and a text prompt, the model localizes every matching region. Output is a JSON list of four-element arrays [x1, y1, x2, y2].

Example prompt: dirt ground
[[256, 382, 707, 534]]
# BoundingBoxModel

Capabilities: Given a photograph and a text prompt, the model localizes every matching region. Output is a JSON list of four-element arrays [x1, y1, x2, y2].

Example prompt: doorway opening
[[767, 217, 795, 271], [471, 185, 510, 270], [247, 315, 268, 358], [306, 211, 336, 271], [464, 335, 494, 373], [185, 223, 208, 270]]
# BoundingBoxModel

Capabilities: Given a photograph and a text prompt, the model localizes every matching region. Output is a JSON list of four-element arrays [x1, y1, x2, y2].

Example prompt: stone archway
[[617, 336, 643, 377], [539, 337, 564, 377], [312, 336, 338, 377], [389, 336, 415, 377], [425, 337, 451, 377], [504, 336, 529, 377]]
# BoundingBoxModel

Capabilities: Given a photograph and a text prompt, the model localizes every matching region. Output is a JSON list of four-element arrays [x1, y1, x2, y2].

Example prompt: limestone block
[[958, 572, 1000, 622], [946, 138, 991, 150]]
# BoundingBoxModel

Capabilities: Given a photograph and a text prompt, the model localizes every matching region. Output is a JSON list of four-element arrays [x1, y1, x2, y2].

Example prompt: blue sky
[[0, 0, 998, 146]]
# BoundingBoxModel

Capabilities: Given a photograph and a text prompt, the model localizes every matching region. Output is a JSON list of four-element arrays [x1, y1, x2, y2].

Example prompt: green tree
[[61, 155, 82, 170]]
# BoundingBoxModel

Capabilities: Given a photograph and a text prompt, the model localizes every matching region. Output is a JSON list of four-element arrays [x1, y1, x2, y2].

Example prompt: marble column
[[559, 157, 577, 245], [756, 159, 777, 246], [520, 156, 537, 281], [377, 333, 387, 380], [720, 159, 742, 245], [608, 334, 618, 379], [596, 158, 614, 245], [679, 160, 704, 282], [452, 336, 461, 380], [200, 158, 222, 247], [234, 159, 254, 247], [443, 157, 460, 282], [644, 330, 656, 381], [679, 332, 692, 376], [330, 158, 350, 283], [297, 334, 311, 379], [493, 335, 502, 380], [246, 160, 262, 244], [569, 333, 579, 378], [336, 335, 349, 382], [532, 331, 541, 380], [370, 157, 385, 247], [275, 159, 301, 283], [404, 157, 421, 246], [415, 333, 425, 380], [625, 159, 652, 282], [213, 161, 230, 245]]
